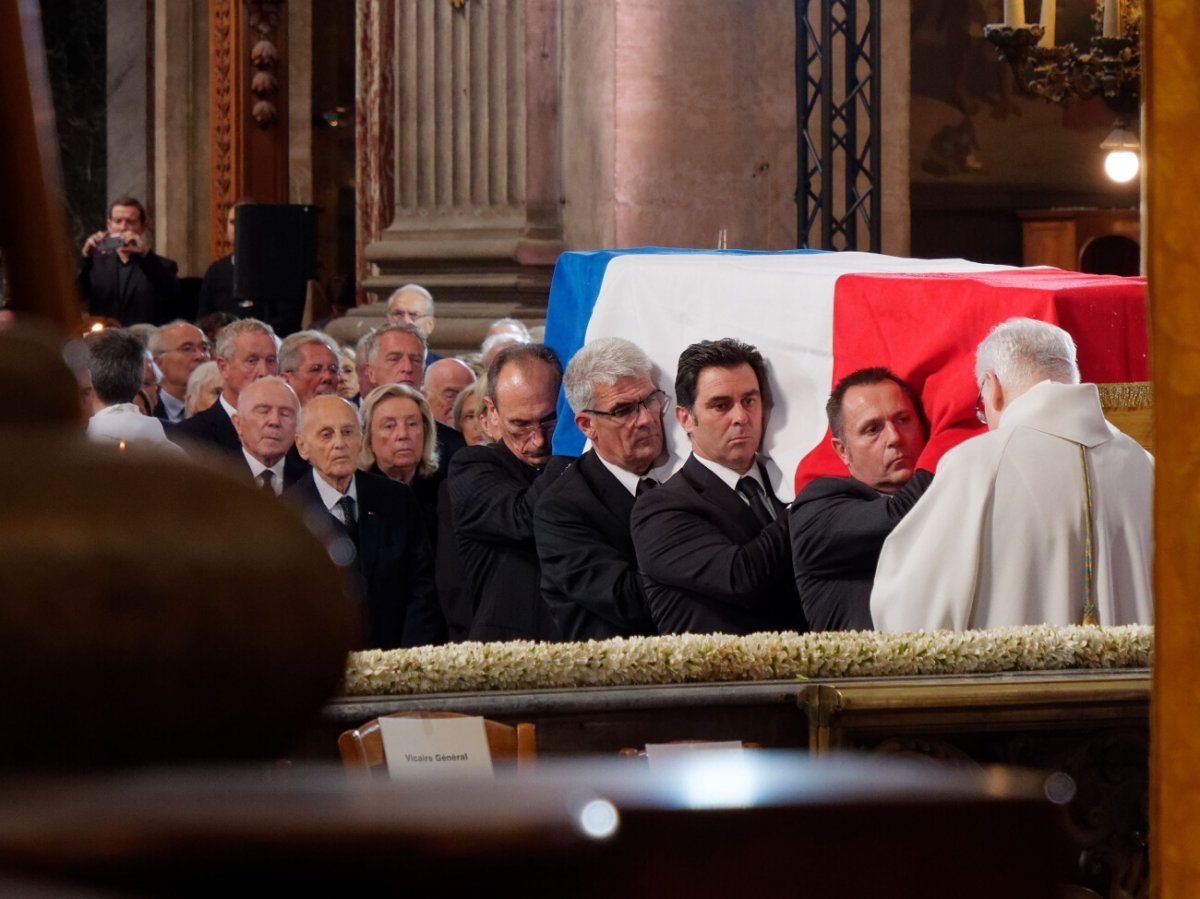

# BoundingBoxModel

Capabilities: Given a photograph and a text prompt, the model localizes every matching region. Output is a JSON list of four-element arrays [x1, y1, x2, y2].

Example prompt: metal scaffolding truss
[[795, 0, 881, 251]]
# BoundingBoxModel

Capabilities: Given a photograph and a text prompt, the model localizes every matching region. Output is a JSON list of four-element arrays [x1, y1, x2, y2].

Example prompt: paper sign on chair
[[379, 715, 495, 780]]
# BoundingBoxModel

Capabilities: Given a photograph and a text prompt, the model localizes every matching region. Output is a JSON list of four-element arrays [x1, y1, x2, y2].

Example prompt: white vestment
[[870, 381, 1153, 631]]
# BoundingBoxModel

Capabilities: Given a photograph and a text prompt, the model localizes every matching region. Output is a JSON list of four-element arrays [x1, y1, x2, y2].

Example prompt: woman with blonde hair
[[359, 383, 441, 540]]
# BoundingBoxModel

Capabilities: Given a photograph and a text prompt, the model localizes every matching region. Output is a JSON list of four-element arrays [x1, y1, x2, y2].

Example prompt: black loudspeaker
[[232, 204, 318, 335]]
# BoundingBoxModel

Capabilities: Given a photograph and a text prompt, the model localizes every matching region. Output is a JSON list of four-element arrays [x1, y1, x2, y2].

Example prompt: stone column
[[107, 0, 150, 208], [355, 0, 564, 352]]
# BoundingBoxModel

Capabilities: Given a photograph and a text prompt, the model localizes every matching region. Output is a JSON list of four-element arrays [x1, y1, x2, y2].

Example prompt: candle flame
[[118, 440, 126, 453]]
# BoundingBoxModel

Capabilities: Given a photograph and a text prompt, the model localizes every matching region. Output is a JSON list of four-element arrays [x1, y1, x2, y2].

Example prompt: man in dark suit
[[790, 368, 932, 631], [448, 344, 569, 642], [79, 196, 179, 326], [149, 321, 209, 423], [197, 199, 253, 318], [534, 338, 665, 640], [171, 318, 277, 455], [386, 283, 442, 365], [631, 338, 807, 635], [357, 321, 465, 463], [286, 395, 444, 649], [232, 375, 308, 493]]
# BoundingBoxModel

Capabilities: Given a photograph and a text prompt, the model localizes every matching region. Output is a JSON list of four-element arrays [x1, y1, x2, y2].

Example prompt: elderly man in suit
[[631, 338, 807, 635], [447, 344, 570, 642], [789, 368, 932, 632], [534, 337, 664, 640], [149, 321, 209, 423], [286, 395, 444, 649], [232, 375, 307, 494], [279, 330, 341, 407], [171, 318, 277, 454]]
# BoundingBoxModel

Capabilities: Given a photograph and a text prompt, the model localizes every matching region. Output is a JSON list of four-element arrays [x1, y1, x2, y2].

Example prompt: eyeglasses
[[975, 384, 987, 425], [388, 310, 430, 323], [167, 341, 210, 356], [586, 390, 668, 424], [506, 414, 558, 440]]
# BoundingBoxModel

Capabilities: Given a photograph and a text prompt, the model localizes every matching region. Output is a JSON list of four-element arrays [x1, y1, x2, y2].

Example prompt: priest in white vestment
[[870, 317, 1153, 632]]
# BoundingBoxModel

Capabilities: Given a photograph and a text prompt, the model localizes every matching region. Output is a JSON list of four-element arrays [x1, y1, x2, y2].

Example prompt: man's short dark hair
[[486, 343, 562, 407], [108, 196, 147, 226], [86, 329, 145, 405], [674, 338, 771, 411], [826, 367, 928, 442]]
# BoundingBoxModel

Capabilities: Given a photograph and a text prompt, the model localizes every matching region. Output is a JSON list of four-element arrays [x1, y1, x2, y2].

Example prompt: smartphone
[[95, 234, 124, 253]]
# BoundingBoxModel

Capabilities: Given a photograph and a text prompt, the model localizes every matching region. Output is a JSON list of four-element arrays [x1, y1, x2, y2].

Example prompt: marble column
[[355, 0, 565, 351], [107, 0, 150, 211]]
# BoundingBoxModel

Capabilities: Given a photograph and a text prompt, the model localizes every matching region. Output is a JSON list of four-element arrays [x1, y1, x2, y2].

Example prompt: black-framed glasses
[[975, 384, 987, 425], [586, 389, 668, 424]]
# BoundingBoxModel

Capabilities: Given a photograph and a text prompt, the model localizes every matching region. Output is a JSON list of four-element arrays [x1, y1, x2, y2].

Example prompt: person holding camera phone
[[79, 196, 179, 326]]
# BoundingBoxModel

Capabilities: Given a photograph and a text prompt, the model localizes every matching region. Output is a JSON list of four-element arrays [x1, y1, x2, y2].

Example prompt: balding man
[[448, 344, 571, 641], [286, 395, 445, 648], [149, 321, 209, 422], [423, 357, 476, 427], [534, 337, 664, 640], [386, 283, 441, 364], [232, 375, 306, 494], [871, 317, 1154, 631], [279, 330, 340, 406], [171, 318, 277, 454]]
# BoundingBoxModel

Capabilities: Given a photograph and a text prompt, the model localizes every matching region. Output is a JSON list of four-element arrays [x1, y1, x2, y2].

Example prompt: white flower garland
[[343, 625, 1152, 697]]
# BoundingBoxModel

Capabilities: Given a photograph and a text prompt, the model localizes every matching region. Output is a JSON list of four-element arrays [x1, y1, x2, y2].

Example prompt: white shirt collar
[[692, 452, 766, 494], [159, 390, 185, 422], [595, 452, 649, 497], [219, 394, 237, 420], [242, 448, 285, 494], [312, 469, 358, 515]]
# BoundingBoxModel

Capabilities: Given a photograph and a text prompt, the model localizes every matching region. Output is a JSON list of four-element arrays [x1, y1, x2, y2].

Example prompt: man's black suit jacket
[[534, 450, 656, 641], [789, 471, 932, 632], [447, 440, 570, 642], [170, 401, 310, 484], [285, 470, 445, 649], [79, 250, 179, 326], [169, 401, 241, 454], [630, 455, 808, 636], [197, 254, 237, 318]]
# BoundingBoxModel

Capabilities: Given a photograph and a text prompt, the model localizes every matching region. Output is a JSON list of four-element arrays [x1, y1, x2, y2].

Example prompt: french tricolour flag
[[544, 249, 1147, 503]]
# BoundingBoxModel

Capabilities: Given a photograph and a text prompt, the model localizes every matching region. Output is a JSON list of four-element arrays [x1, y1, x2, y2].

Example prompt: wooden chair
[[338, 711, 537, 774]]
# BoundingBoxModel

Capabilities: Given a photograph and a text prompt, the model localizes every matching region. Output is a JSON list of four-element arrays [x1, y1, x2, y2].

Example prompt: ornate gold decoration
[[210, 0, 236, 258], [247, 3, 282, 130]]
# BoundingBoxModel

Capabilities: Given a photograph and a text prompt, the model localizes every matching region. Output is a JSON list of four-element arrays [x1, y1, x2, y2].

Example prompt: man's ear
[[216, 356, 229, 380], [674, 404, 693, 435], [984, 371, 1006, 416], [231, 413, 242, 441], [831, 436, 850, 467], [295, 431, 310, 462], [575, 411, 597, 443]]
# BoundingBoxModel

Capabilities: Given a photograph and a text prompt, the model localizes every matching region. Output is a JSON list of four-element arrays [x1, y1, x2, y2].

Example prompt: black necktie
[[636, 477, 658, 497], [736, 476, 774, 527], [336, 495, 359, 543], [259, 470, 275, 494]]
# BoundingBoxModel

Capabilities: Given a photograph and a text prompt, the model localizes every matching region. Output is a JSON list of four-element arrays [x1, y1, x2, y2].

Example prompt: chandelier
[[984, 0, 1142, 182]]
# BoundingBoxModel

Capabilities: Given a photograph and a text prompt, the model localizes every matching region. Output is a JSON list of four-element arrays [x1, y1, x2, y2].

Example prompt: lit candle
[[1103, 0, 1120, 38], [1004, 0, 1026, 28], [1039, 0, 1056, 47], [118, 440, 126, 453]]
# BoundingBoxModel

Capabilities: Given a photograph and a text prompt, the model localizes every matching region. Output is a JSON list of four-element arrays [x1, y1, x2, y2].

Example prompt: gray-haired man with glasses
[[534, 337, 667, 640]]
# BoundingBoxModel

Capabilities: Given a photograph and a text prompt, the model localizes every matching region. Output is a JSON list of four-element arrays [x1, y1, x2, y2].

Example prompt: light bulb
[[1104, 149, 1139, 184]]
